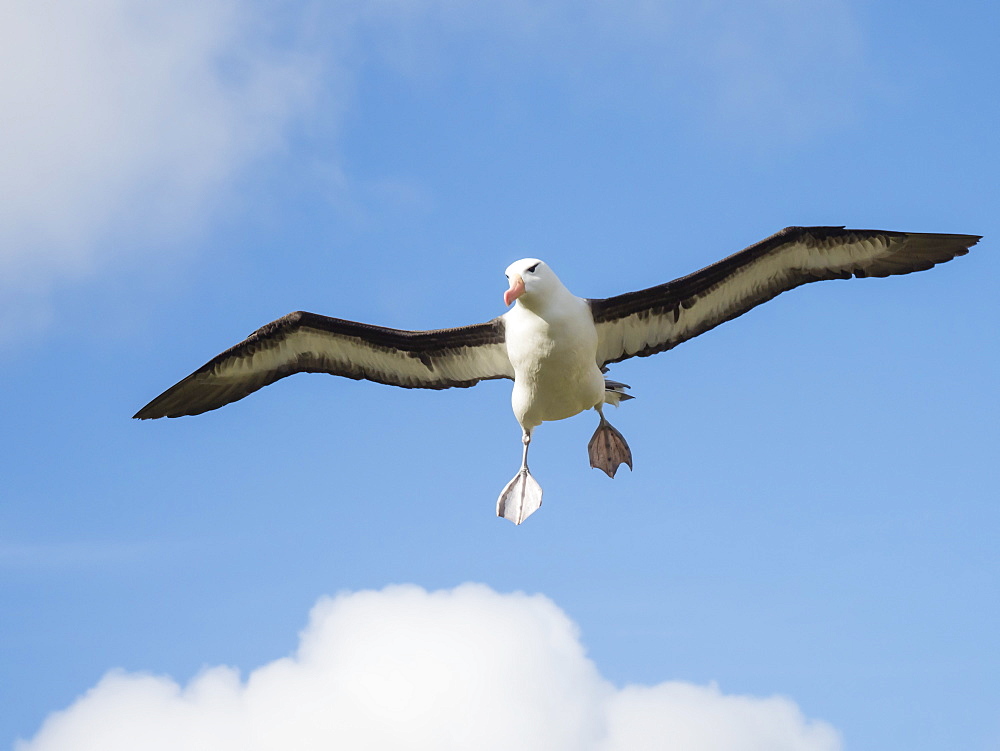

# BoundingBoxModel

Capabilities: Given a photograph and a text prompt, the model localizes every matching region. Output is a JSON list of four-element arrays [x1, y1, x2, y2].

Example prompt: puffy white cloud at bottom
[[18, 584, 840, 751]]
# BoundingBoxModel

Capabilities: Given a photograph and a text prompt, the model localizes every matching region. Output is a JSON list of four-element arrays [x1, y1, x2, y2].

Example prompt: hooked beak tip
[[504, 276, 525, 306]]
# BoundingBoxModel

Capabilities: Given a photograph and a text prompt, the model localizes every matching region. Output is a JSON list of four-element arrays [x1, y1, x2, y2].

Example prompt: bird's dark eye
[[527, 263, 539, 273]]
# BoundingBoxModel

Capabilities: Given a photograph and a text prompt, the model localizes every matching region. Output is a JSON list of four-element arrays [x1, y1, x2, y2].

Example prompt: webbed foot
[[496, 468, 543, 525], [588, 420, 633, 478]]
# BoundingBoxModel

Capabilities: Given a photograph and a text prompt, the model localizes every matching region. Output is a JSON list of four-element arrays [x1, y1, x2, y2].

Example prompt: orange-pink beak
[[504, 274, 525, 306]]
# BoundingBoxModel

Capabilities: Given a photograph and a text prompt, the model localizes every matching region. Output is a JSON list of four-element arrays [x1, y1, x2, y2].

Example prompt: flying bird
[[135, 226, 979, 524]]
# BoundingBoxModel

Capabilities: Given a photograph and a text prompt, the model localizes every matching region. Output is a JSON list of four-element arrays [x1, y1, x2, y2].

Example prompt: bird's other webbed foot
[[588, 415, 633, 478], [496, 468, 543, 525]]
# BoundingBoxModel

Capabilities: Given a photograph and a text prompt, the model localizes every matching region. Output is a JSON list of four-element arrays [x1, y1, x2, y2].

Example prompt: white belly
[[504, 298, 605, 429]]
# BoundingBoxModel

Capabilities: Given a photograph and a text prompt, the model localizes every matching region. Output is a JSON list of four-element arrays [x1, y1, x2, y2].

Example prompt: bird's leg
[[588, 406, 633, 478], [496, 428, 543, 525]]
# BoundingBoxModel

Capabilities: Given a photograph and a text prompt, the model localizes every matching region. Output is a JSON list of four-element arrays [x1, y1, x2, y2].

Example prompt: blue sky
[[2, 1, 997, 749]]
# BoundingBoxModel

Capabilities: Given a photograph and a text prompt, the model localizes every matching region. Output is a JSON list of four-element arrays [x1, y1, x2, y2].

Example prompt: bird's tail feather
[[603, 379, 633, 407]]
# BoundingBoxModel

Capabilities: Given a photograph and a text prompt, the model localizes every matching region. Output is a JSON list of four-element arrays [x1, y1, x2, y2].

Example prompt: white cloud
[[0, 0, 318, 311], [17, 584, 840, 751]]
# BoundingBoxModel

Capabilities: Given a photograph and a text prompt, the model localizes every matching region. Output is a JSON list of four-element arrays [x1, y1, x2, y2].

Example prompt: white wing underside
[[216, 327, 513, 387]]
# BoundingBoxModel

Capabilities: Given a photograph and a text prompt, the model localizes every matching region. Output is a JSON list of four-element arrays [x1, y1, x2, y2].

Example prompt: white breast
[[503, 294, 605, 428]]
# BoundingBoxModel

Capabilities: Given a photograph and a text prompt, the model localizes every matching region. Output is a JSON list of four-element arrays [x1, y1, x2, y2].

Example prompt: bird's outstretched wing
[[134, 312, 512, 419], [590, 226, 979, 367]]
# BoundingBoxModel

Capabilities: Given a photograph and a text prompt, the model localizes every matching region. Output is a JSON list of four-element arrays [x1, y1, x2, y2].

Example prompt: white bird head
[[503, 258, 563, 307]]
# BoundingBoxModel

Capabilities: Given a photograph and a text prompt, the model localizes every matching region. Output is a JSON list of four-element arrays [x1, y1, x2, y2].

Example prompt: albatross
[[135, 226, 979, 524]]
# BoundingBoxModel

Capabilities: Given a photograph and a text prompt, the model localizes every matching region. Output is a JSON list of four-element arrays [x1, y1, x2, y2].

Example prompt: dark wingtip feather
[[860, 231, 980, 278], [132, 373, 219, 419]]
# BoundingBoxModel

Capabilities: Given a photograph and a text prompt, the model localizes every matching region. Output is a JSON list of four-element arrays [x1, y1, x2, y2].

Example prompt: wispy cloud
[[340, 0, 867, 137], [17, 584, 841, 751], [0, 0, 318, 323], [0, 0, 869, 337]]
